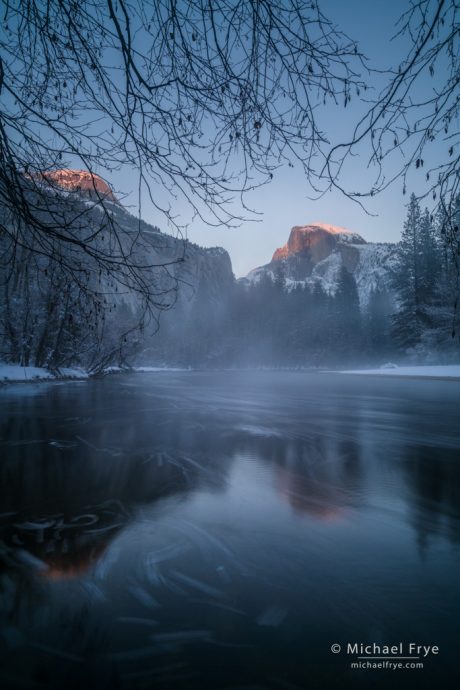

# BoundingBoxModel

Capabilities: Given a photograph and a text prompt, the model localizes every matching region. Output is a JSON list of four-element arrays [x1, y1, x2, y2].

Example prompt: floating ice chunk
[[68, 514, 99, 527], [143, 562, 164, 588], [79, 581, 106, 602], [94, 546, 120, 580], [256, 606, 287, 627], [216, 565, 231, 584], [171, 520, 236, 563], [49, 440, 77, 449], [189, 598, 246, 616], [75, 435, 122, 457], [16, 549, 48, 572], [178, 454, 212, 475], [145, 542, 191, 565], [170, 570, 225, 599], [127, 585, 160, 609], [161, 579, 187, 596], [239, 424, 282, 438], [14, 520, 56, 530], [84, 523, 123, 535]]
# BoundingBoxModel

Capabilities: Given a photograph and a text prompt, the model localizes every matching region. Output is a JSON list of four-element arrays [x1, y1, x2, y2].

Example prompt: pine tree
[[418, 207, 442, 324], [306, 282, 332, 364], [421, 200, 460, 355], [391, 193, 423, 350], [391, 194, 458, 357], [332, 265, 362, 361], [366, 288, 393, 359]]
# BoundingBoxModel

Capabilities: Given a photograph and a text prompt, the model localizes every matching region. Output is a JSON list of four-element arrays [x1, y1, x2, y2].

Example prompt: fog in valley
[[1, 181, 458, 373], [1, 2, 459, 690]]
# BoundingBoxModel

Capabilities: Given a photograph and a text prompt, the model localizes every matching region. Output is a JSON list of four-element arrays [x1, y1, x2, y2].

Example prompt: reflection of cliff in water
[[224, 423, 460, 541], [0, 448, 229, 582], [1, 503, 128, 581], [2, 374, 460, 589], [1, 374, 460, 690], [273, 439, 363, 522], [0, 419, 232, 586], [0, 429, 364, 591], [399, 445, 460, 552]]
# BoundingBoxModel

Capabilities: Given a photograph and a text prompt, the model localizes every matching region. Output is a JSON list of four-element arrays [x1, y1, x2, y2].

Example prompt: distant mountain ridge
[[245, 222, 397, 307]]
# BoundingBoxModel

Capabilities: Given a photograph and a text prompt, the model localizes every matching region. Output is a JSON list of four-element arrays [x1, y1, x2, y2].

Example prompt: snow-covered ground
[[133, 366, 188, 373], [0, 363, 188, 383], [0, 364, 89, 382], [3, 362, 459, 383], [339, 365, 460, 379], [101, 366, 187, 374]]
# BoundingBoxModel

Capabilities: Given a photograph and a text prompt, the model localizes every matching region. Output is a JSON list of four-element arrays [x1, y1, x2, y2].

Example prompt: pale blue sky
[[111, 1, 441, 276]]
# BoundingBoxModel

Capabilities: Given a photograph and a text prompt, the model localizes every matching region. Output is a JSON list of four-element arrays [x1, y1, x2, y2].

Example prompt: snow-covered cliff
[[245, 222, 397, 307]]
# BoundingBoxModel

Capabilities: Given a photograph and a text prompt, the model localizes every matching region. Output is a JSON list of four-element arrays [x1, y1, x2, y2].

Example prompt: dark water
[[1, 371, 460, 690]]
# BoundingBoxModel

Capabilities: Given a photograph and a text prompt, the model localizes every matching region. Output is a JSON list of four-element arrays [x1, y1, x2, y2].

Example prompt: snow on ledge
[[0, 364, 88, 383], [339, 365, 460, 379]]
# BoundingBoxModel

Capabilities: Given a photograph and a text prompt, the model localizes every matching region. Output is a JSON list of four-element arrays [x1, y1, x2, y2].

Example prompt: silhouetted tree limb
[[322, 0, 459, 238], [0, 0, 366, 313]]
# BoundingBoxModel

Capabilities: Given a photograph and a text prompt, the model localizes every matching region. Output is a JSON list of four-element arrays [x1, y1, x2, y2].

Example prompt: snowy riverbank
[[3, 362, 460, 384], [0, 364, 187, 384], [0, 364, 89, 383], [339, 364, 460, 379]]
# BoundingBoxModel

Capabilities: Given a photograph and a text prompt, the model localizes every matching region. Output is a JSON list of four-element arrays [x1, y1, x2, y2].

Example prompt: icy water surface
[[1, 371, 460, 689]]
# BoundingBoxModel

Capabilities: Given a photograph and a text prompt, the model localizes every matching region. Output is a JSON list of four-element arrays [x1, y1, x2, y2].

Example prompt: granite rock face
[[245, 222, 397, 308], [41, 169, 119, 203], [272, 223, 365, 263]]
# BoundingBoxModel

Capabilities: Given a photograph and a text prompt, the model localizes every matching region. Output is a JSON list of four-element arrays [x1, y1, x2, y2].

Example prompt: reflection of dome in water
[[43, 541, 108, 581], [1, 506, 127, 581], [276, 466, 345, 522]]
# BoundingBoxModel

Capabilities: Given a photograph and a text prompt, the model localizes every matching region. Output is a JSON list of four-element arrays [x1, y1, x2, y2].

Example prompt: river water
[[1, 371, 459, 689]]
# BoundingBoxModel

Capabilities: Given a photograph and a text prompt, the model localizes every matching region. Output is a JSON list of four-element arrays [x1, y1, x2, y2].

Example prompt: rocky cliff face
[[84, 192, 235, 312], [40, 169, 234, 299], [0, 169, 235, 369], [22, 168, 235, 320], [182, 244, 234, 299], [41, 169, 119, 204], [272, 223, 365, 262], [245, 222, 396, 308]]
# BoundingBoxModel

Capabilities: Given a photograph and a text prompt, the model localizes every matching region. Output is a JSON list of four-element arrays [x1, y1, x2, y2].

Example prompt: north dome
[[41, 169, 118, 203]]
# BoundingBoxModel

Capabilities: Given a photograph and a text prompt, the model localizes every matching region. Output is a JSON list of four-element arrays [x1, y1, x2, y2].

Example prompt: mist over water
[[1, 371, 460, 689]]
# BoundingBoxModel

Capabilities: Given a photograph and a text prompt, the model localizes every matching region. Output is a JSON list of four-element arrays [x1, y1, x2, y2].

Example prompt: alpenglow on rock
[[271, 223, 366, 262], [245, 222, 397, 308], [0, 168, 235, 370], [41, 169, 119, 204]]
